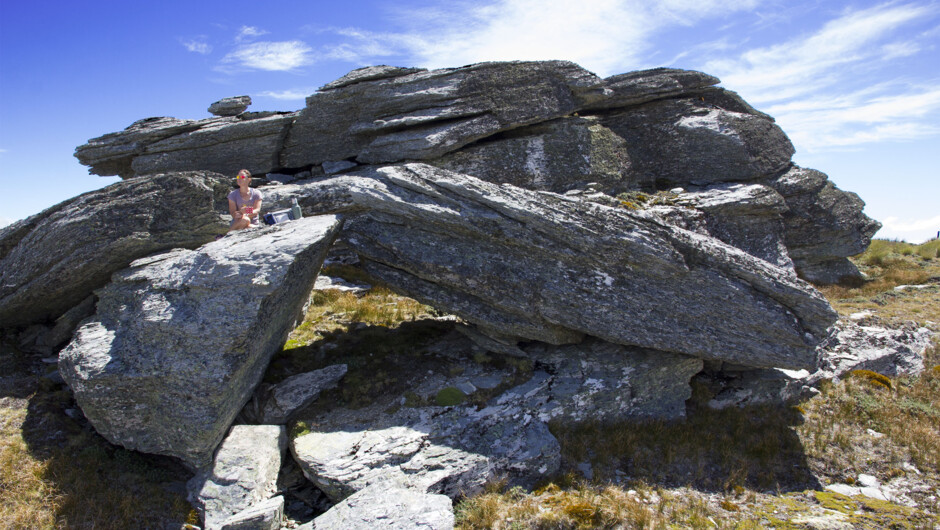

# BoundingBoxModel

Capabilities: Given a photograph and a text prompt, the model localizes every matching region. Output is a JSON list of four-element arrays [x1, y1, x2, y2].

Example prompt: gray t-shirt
[[228, 188, 262, 213]]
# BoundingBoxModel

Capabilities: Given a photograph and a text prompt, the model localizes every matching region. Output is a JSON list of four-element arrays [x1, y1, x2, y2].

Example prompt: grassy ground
[[2, 240, 937, 528], [0, 338, 197, 529]]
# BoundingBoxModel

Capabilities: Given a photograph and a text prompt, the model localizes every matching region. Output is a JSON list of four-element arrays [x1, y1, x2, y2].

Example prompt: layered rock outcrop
[[264, 163, 836, 369], [0, 60, 900, 527], [72, 61, 880, 285]]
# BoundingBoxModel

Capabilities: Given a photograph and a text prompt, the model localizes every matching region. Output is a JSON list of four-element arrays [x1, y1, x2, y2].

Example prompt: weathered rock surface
[[58, 216, 343, 467], [188, 425, 286, 530], [71, 61, 879, 288], [704, 320, 933, 409], [767, 166, 882, 284], [290, 328, 705, 505], [519, 339, 704, 422], [307, 483, 454, 530], [430, 116, 634, 194], [334, 163, 835, 369], [0, 171, 232, 328], [132, 113, 297, 178], [209, 95, 251, 117], [598, 93, 794, 189], [283, 60, 601, 167], [220, 496, 284, 530], [242, 364, 348, 425], [670, 183, 794, 270]]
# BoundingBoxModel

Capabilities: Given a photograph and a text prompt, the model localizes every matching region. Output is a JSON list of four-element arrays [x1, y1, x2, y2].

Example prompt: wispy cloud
[[698, 2, 940, 151], [704, 3, 935, 103], [257, 88, 318, 100], [219, 41, 314, 71], [879, 214, 940, 242], [181, 36, 212, 55], [311, 0, 761, 76], [767, 85, 940, 149], [0, 216, 13, 229], [236, 25, 269, 42]]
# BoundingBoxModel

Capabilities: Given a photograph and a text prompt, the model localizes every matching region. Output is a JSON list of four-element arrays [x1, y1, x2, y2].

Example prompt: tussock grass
[[799, 341, 940, 476], [285, 286, 437, 349], [819, 238, 940, 325]]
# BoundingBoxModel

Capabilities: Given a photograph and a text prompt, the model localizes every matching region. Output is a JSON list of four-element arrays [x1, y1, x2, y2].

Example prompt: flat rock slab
[[188, 425, 286, 530], [59, 215, 343, 467], [289, 333, 702, 504], [220, 496, 284, 530], [0, 171, 232, 328], [249, 364, 348, 424], [307, 483, 454, 530]]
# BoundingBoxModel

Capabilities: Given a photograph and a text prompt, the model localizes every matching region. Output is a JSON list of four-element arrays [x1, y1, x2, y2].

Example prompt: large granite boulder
[[0, 171, 232, 329], [58, 215, 343, 467]]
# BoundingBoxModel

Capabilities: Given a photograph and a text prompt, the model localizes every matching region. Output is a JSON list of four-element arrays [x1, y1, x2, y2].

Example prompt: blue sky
[[1, 0, 938, 242]]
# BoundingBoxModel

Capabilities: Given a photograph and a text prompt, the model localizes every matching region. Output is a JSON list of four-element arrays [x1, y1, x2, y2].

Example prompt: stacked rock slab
[[72, 61, 879, 285], [58, 216, 343, 467], [0, 171, 232, 328], [314, 163, 837, 369]]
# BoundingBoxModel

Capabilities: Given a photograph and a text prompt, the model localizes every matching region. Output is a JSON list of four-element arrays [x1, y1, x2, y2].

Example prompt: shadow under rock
[[13, 353, 196, 528], [549, 392, 821, 494]]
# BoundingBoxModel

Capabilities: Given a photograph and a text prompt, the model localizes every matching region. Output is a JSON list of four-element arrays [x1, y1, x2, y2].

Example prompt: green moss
[[435, 387, 466, 407]]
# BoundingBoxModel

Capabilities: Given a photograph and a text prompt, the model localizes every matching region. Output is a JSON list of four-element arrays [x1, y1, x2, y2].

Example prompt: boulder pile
[[0, 60, 916, 528]]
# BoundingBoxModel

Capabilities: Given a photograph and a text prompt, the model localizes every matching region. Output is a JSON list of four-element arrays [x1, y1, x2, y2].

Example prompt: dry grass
[[455, 481, 761, 530], [284, 286, 437, 349], [0, 407, 61, 529], [0, 337, 194, 530], [798, 341, 940, 480], [819, 239, 940, 314]]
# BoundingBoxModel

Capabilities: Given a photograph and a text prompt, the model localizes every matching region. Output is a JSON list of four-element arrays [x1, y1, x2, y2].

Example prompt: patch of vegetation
[[435, 387, 466, 407], [549, 403, 813, 493], [799, 340, 940, 476], [615, 190, 681, 210]]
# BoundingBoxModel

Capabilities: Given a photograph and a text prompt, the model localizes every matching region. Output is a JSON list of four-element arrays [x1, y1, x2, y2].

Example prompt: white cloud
[[697, 3, 940, 152], [236, 26, 269, 42], [220, 41, 314, 71], [258, 88, 318, 100], [878, 215, 940, 243], [704, 3, 934, 103], [0, 216, 13, 228], [768, 85, 940, 149], [314, 0, 761, 76], [181, 37, 212, 54]]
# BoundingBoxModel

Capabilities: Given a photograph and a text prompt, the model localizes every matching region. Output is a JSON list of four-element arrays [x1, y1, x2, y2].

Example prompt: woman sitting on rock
[[228, 169, 263, 231]]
